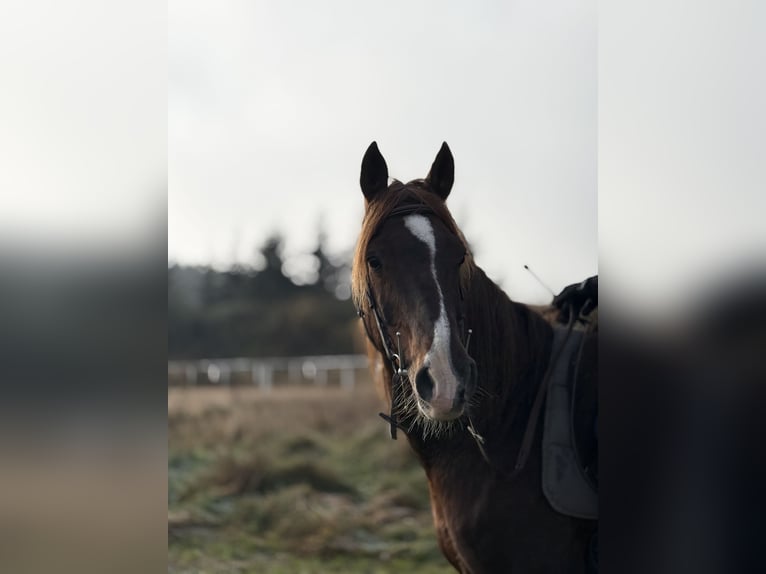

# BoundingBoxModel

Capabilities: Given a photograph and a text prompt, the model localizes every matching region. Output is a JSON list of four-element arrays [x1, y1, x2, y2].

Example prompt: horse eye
[[367, 255, 382, 270], [459, 253, 466, 266]]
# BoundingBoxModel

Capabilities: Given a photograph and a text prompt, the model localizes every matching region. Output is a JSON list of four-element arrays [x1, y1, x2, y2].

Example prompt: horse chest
[[424, 450, 588, 573], [425, 457, 514, 562]]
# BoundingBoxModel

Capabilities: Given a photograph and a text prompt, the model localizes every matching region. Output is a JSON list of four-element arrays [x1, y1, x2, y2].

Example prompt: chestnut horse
[[352, 142, 596, 573]]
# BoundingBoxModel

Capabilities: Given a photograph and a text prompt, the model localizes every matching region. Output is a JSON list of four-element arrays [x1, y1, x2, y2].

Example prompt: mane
[[351, 179, 474, 310], [459, 266, 553, 442]]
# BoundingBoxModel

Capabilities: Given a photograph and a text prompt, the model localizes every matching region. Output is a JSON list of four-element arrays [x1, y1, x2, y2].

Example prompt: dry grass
[[169, 384, 383, 451], [168, 383, 453, 574]]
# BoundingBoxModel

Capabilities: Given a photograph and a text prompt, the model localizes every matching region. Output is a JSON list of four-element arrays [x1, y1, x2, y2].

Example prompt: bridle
[[355, 201, 473, 440], [360, 285, 408, 439]]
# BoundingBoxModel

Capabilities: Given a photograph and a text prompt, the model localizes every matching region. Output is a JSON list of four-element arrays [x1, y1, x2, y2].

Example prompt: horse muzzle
[[414, 358, 477, 420]]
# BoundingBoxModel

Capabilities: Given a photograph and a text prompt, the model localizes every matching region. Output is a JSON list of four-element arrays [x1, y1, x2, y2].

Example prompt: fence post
[[258, 363, 273, 392]]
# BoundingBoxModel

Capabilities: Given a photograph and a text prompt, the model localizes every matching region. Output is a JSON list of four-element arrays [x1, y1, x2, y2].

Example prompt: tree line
[[168, 233, 364, 359]]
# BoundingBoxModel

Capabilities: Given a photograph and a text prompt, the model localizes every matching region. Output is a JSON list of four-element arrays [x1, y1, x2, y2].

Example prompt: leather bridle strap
[[365, 288, 396, 364], [363, 285, 406, 439]]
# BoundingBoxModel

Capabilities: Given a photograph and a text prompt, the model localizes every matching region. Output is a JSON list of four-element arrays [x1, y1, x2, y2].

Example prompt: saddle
[[541, 324, 598, 520]]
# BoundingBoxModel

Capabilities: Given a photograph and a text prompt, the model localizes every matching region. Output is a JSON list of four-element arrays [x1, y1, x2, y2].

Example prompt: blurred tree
[[168, 232, 360, 360], [314, 228, 334, 290], [251, 234, 295, 299], [313, 221, 352, 300]]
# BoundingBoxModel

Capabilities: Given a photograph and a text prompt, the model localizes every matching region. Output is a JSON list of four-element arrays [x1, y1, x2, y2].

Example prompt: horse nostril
[[456, 386, 466, 403], [415, 368, 434, 402]]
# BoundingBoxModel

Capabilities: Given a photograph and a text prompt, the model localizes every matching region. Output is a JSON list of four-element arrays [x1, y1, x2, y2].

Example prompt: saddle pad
[[542, 327, 598, 520]]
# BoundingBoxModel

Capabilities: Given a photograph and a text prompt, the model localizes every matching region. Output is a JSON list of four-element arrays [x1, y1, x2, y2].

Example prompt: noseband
[[356, 201, 472, 439]]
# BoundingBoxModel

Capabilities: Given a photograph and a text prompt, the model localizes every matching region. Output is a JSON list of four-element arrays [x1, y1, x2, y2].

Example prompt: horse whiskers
[[473, 385, 495, 399], [416, 415, 462, 441], [389, 372, 488, 442], [390, 391, 470, 442], [466, 397, 483, 411]]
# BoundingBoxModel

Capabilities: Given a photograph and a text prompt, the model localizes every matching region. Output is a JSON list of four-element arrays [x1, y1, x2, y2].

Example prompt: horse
[[351, 142, 597, 573]]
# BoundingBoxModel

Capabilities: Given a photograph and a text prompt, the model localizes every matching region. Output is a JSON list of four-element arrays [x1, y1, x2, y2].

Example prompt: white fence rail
[[168, 354, 370, 390]]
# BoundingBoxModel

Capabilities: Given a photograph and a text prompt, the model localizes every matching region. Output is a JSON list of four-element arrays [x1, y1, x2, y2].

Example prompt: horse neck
[[463, 266, 554, 424]]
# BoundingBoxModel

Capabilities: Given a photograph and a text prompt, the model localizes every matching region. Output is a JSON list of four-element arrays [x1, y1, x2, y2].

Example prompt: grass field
[[168, 382, 454, 573]]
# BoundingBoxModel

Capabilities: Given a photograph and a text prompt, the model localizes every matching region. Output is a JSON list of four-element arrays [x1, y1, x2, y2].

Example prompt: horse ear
[[360, 142, 389, 201], [426, 142, 454, 200]]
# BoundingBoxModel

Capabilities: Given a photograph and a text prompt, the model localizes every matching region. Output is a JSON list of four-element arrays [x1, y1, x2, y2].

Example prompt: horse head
[[353, 142, 477, 423]]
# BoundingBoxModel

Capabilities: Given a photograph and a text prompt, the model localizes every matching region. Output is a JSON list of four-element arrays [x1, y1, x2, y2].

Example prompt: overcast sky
[[169, 0, 597, 304], [0, 1, 761, 317]]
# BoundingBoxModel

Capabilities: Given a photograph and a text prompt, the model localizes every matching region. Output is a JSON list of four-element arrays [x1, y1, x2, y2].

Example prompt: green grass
[[169, 385, 454, 573]]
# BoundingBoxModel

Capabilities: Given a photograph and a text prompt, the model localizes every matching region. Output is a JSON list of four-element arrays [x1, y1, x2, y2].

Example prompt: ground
[[169, 383, 454, 573]]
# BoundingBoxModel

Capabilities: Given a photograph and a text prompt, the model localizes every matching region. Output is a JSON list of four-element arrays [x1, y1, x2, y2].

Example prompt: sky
[[168, 0, 597, 305], [0, 1, 761, 315]]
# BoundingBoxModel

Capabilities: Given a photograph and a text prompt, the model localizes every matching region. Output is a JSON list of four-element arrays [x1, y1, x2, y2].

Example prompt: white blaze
[[403, 215, 459, 413]]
